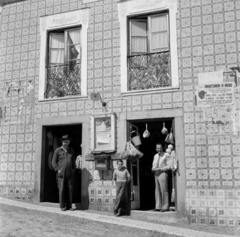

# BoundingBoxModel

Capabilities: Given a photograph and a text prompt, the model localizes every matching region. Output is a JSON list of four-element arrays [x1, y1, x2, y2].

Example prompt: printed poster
[[196, 82, 234, 107], [205, 121, 233, 135], [95, 117, 112, 151], [96, 132, 111, 144], [232, 106, 240, 135], [202, 105, 233, 125]]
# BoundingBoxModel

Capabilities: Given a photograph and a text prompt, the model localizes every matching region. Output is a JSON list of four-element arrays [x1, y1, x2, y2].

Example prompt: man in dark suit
[[52, 135, 75, 211]]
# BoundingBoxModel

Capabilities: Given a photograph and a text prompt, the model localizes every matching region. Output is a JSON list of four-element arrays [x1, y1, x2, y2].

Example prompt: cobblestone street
[[0, 198, 238, 237], [0, 203, 178, 237]]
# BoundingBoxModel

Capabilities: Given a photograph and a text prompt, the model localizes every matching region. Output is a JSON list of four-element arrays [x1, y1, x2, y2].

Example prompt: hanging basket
[[120, 142, 143, 161], [131, 134, 142, 146]]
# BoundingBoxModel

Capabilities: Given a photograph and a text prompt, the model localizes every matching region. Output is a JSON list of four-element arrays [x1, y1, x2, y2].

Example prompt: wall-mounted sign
[[95, 157, 110, 171], [91, 113, 116, 153], [196, 82, 234, 107]]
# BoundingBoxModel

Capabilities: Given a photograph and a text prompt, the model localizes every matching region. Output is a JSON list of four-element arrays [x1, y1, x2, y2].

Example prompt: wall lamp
[[90, 93, 107, 108]]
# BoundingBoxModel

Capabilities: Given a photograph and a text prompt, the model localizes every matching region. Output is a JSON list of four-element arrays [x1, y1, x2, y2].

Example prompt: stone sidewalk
[[0, 197, 235, 237]]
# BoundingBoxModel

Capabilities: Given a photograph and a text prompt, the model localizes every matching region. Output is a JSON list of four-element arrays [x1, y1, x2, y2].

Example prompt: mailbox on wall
[[95, 156, 110, 171]]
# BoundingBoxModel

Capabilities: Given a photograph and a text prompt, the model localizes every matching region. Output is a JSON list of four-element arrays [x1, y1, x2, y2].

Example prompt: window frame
[[48, 31, 65, 66], [39, 9, 89, 101], [128, 18, 148, 55], [118, 0, 178, 94], [128, 12, 170, 56], [148, 13, 169, 53], [47, 26, 81, 66]]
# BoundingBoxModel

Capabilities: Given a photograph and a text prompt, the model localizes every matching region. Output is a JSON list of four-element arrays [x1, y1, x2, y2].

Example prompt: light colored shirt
[[152, 152, 170, 171], [113, 167, 130, 182]]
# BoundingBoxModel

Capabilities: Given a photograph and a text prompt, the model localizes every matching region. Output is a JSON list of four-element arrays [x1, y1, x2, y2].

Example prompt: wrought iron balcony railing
[[128, 52, 171, 91], [45, 62, 81, 99]]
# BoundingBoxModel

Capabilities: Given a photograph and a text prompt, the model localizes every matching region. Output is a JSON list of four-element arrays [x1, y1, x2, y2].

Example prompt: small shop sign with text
[[95, 158, 110, 171]]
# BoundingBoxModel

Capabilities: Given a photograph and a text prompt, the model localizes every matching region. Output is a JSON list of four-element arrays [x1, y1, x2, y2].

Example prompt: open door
[[43, 125, 82, 204], [128, 122, 140, 210]]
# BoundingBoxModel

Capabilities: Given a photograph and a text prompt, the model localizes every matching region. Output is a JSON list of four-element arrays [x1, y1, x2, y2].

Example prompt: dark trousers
[[57, 175, 74, 208], [114, 182, 128, 215]]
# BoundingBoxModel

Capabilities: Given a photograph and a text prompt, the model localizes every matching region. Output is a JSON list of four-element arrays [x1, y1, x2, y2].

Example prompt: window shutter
[[149, 14, 169, 53], [129, 19, 147, 55], [49, 33, 64, 65]]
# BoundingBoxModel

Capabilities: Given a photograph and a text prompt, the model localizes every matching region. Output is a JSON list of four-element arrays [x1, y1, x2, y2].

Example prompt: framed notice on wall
[[90, 114, 116, 153]]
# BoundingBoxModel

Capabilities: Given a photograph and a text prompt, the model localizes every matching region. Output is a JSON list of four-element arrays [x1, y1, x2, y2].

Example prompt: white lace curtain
[[131, 21, 148, 54], [150, 14, 168, 51], [49, 33, 64, 64]]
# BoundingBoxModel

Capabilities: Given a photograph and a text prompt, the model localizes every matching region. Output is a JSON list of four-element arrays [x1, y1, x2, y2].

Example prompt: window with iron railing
[[45, 27, 81, 98], [128, 13, 171, 91]]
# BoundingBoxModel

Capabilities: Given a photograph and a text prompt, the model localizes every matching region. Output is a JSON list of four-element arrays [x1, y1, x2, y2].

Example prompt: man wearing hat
[[52, 135, 76, 211]]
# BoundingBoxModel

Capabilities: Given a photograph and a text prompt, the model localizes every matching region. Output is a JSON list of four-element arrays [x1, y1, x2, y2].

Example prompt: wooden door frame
[[127, 122, 141, 209], [119, 108, 185, 213]]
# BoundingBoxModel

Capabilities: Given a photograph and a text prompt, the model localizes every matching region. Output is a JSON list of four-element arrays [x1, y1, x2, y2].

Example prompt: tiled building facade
[[0, 0, 240, 227]]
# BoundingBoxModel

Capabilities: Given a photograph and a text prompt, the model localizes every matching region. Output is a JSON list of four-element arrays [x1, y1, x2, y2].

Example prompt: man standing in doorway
[[52, 135, 76, 211], [152, 143, 170, 212]]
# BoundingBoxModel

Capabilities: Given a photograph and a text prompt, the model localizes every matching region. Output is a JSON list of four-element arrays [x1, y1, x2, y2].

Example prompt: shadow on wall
[[75, 167, 92, 210]]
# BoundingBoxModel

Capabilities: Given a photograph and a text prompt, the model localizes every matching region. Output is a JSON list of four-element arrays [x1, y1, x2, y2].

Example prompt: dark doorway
[[130, 119, 175, 211], [43, 124, 82, 204]]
